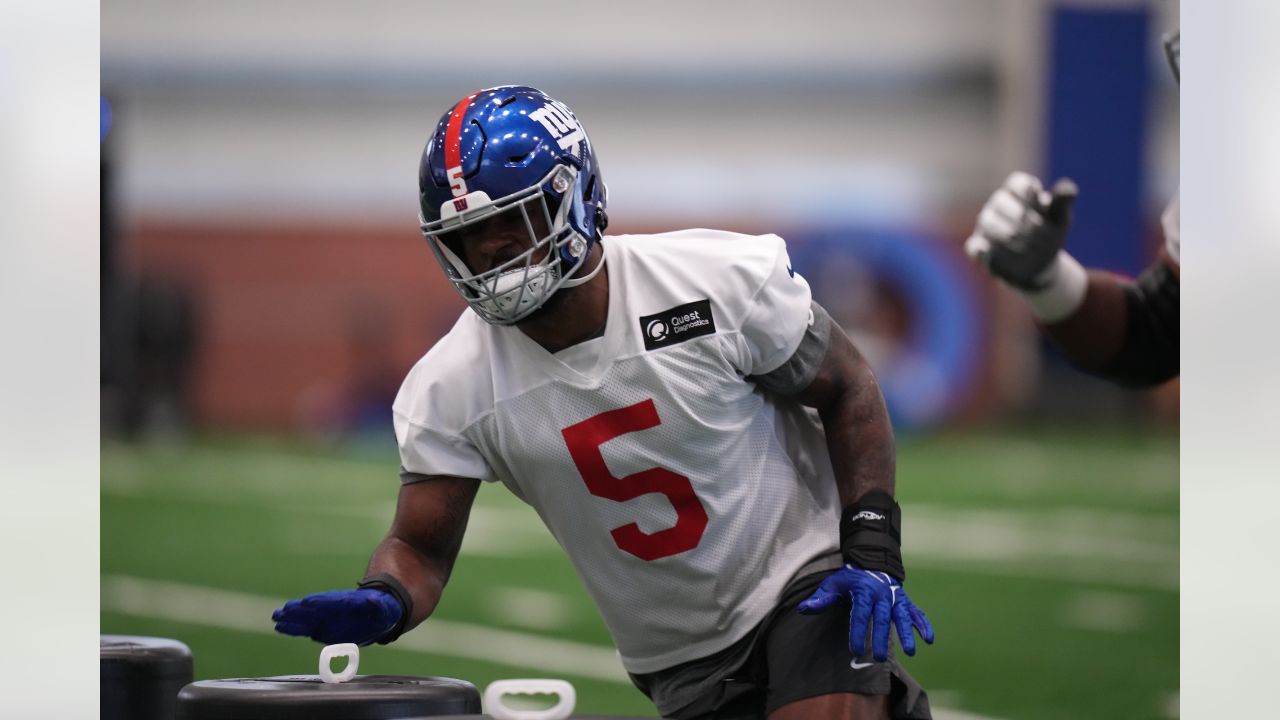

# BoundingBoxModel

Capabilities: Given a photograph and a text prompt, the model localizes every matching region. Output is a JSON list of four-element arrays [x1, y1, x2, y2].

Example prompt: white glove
[[965, 172, 1089, 322], [965, 172, 1079, 290]]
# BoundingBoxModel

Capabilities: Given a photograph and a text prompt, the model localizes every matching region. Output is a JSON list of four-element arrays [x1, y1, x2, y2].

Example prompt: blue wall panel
[[1046, 5, 1150, 275]]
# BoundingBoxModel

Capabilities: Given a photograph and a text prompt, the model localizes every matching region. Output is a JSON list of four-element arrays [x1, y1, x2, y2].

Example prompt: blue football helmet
[[418, 86, 608, 325]]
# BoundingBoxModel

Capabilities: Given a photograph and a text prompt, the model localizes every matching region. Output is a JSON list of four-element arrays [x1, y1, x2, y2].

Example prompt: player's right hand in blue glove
[[799, 490, 935, 662], [272, 587, 404, 646], [798, 565, 934, 660]]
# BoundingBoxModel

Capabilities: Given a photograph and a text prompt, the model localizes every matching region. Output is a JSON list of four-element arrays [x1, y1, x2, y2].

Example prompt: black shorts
[[629, 571, 932, 719]]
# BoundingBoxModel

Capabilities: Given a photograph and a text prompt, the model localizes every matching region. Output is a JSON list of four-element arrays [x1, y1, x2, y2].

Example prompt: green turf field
[[102, 427, 1177, 719]]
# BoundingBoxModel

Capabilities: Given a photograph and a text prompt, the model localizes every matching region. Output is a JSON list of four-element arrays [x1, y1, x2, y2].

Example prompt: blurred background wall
[[100, 0, 1179, 439]]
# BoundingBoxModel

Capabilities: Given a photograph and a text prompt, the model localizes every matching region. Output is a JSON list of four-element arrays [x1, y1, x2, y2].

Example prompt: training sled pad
[[102, 635, 195, 720], [177, 675, 481, 719]]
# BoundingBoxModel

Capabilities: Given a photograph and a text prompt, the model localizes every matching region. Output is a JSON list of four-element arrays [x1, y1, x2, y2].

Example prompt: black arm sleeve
[[1096, 261, 1179, 387], [749, 301, 832, 395]]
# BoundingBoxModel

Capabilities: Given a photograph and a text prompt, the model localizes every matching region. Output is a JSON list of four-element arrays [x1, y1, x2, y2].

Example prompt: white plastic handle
[[483, 679, 576, 720], [318, 643, 360, 684]]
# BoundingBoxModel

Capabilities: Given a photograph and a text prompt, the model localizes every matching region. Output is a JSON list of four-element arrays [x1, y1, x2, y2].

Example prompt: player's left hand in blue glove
[[798, 565, 934, 660], [797, 489, 935, 661], [272, 589, 402, 646], [272, 574, 414, 646]]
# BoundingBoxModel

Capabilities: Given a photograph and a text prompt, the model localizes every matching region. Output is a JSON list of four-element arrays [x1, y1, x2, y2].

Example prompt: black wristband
[[840, 490, 906, 581], [357, 573, 413, 644]]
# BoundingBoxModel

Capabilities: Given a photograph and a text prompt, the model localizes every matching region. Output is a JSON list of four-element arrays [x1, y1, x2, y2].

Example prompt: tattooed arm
[[364, 475, 481, 628]]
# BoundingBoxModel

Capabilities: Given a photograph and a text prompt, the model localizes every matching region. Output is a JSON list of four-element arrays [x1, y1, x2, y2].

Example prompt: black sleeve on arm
[[357, 572, 414, 644], [400, 466, 433, 485], [749, 301, 832, 395], [1098, 261, 1180, 387]]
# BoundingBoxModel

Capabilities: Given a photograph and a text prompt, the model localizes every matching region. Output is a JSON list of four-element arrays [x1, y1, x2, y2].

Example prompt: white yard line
[[105, 473, 1179, 589], [933, 710, 1007, 720], [1060, 590, 1146, 633], [487, 586, 575, 631], [907, 504, 1179, 591], [101, 574, 630, 683]]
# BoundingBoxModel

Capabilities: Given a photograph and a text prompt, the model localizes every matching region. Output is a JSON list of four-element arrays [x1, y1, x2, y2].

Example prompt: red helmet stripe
[[444, 91, 481, 174]]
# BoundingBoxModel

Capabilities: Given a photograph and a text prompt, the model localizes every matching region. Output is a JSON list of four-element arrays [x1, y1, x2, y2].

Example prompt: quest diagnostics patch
[[639, 299, 717, 351]]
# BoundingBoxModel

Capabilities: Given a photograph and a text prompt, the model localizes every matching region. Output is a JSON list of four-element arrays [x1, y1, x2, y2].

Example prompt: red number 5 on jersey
[[561, 399, 710, 561]]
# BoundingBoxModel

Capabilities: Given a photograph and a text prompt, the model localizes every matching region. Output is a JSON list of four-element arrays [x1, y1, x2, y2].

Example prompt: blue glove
[[797, 565, 935, 661], [272, 588, 404, 646]]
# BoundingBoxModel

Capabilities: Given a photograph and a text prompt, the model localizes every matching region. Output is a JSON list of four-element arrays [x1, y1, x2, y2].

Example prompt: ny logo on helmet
[[452, 197, 469, 212], [530, 101, 585, 157]]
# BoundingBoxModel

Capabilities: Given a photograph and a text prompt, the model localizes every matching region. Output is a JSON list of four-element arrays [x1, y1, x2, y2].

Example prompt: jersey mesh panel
[[471, 341, 840, 673]]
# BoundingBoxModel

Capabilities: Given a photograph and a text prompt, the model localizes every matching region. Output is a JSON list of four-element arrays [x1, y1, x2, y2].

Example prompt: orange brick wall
[[126, 220, 467, 430]]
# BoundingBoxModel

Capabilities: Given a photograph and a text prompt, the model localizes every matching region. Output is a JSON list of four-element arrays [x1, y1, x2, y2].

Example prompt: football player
[[273, 87, 934, 720], [964, 33, 1179, 388]]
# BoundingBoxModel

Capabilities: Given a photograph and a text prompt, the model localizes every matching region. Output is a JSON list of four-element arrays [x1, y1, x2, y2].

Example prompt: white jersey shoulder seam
[[392, 405, 497, 442]]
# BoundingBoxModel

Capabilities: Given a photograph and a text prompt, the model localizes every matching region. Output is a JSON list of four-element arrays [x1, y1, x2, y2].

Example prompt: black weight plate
[[101, 635, 195, 720], [177, 675, 480, 719]]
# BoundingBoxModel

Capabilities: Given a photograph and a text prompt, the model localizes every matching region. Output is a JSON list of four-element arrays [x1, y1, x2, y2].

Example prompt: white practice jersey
[[393, 230, 842, 673]]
